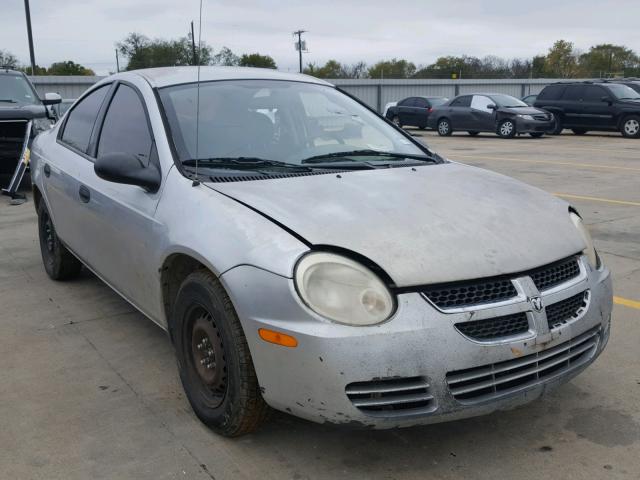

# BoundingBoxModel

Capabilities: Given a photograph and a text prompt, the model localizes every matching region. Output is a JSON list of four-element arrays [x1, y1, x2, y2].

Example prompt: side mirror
[[94, 152, 161, 192], [487, 104, 497, 110], [601, 96, 613, 105], [42, 92, 62, 105]]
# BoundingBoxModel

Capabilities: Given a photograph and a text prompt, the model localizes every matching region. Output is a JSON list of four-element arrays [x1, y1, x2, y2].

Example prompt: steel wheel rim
[[438, 121, 449, 134], [500, 122, 514, 136], [625, 119, 639, 135], [187, 306, 227, 406]]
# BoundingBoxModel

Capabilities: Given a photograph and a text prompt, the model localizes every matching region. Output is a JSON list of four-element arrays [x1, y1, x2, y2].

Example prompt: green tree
[[239, 53, 276, 69], [304, 59, 345, 78], [212, 47, 240, 66], [117, 32, 212, 70], [47, 61, 95, 76], [367, 59, 416, 79], [544, 40, 579, 78], [579, 44, 640, 77]]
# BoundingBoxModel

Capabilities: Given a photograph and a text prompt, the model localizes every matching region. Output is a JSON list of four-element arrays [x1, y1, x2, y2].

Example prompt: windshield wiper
[[301, 149, 439, 164], [182, 157, 309, 170], [0, 99, 18, 103]]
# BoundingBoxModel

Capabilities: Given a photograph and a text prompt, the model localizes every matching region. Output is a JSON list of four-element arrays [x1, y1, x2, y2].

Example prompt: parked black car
[[427, 93, 554, 138], [385, 96, 448, 129], [534, 81, 640, 138], [0, 66, 60, 178]]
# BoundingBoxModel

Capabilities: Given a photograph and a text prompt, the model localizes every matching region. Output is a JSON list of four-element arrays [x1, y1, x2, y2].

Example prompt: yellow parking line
[[553, 193, 640, 207], [450, 154, 640, 173], [614, 296, 640, 310]]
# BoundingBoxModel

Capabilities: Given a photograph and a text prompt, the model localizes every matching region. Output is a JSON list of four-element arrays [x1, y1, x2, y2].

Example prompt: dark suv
[[534, 81, 640, 138]]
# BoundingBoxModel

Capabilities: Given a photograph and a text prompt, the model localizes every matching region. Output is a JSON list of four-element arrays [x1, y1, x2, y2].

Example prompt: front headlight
[[517, 114, 535, 121], [569, 212, 598, 268], [294, 252, 395, 326]]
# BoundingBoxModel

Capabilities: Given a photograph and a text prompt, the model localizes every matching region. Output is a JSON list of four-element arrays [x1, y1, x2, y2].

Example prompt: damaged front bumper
[[222, 256, 612, 428]]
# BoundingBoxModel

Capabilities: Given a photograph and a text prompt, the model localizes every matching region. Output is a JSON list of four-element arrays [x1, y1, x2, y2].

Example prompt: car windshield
[[606, 84, 640, 100], [159, 80, 428, 167], [490, 94, 528, 108], [0, 74, 41, 105]]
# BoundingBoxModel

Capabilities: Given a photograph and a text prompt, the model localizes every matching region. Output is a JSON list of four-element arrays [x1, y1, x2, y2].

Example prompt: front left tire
[[621, 115, 640, 138], [37, 200, 83, 280], [498, 119, 516, 138], [437, 118, 452, 136], [172, 269, 270, 437]]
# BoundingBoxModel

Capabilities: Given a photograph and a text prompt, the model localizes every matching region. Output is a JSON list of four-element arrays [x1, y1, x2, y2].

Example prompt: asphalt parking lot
[[1, 131, 639, 480]]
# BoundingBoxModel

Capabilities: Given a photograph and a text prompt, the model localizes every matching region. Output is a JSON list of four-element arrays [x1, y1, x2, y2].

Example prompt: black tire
[[620, 115, 640, 138], [37, 200, 82, 280], [497, 119, 516, 138], [392, 116, 403, 128], [173, 269, 270, 437], [549, 116, 564, 135], [437, 118, 452, 136], [467, 131, 479, 136], [530, 132, 545, 138], [572, 129, 588, 135]]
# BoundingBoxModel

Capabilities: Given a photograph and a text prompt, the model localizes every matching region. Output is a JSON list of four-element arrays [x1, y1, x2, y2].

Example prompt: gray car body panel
[[208, 163, 585, 287], [30, 67, 612, 428]]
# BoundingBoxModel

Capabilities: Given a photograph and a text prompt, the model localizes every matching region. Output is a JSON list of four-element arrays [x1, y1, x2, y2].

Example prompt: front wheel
[[549, 116, 564, 135], [173, 270, 270, 437], [392, 116, 403, 128], [437, 118, 452, 136], [37, 200, 82, 280], [498, 119, 516, 138], [621, 115, 640, 138]]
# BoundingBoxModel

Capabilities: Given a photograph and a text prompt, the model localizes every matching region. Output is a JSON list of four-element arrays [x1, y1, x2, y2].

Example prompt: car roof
[[108, 66, 333, 89]]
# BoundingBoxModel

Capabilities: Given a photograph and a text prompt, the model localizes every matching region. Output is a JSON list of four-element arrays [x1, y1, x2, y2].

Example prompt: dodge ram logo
[[529, 296, 544, 312]]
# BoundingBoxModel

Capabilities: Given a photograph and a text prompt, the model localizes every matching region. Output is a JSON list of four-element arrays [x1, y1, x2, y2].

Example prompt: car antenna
[[192, 0, 204, 187]]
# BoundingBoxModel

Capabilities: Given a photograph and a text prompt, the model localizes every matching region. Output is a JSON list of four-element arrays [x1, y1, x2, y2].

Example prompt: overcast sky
[[1, 0, 638, 75]]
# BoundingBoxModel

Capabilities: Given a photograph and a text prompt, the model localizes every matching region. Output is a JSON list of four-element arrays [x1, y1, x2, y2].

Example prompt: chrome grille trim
[[446, 328, 600, 403]]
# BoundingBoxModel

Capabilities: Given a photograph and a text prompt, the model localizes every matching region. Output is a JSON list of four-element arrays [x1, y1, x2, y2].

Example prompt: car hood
[[499, 106, 546, 115], [205, 163, 584, 287], [0, 103, 48, 120]]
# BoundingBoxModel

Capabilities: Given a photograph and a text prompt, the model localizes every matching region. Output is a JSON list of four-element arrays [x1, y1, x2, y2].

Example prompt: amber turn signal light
[[258, 328, 298, 348]]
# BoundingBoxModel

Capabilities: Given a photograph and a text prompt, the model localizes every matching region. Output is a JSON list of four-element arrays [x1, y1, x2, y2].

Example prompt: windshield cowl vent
[[206, 169, 351, 183]]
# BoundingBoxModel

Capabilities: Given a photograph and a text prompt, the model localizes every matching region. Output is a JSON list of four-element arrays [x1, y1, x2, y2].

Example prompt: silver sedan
[[30, 67, 613, 436]]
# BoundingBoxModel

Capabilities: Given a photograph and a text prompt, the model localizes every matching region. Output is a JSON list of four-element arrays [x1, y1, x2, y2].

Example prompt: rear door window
[[97, 84, 153, 166], [398, 98, 414, 107], [60, 85, 109, 154], [414, 98, 429, 108], [583, 85, 606, 102], [562, 86, 584, 101]]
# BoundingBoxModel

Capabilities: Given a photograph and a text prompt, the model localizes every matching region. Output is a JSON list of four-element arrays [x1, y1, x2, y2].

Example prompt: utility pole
[[23, 0, 36, 75], [293, 30, 306, 73], [191, 21, 197, 65], [115, 49, 120, 73]]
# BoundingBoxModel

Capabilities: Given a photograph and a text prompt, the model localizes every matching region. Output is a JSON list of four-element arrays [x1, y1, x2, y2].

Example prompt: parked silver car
[[31, 67, 613, 437]]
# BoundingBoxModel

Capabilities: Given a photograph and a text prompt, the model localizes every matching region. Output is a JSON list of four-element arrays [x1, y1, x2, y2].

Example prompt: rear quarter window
[[537, 85, 566, 101]]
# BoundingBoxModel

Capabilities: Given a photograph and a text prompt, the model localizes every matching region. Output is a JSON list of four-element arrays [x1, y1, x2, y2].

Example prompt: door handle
[[78, 185, 91, 203], [43, 163, 50, 178]]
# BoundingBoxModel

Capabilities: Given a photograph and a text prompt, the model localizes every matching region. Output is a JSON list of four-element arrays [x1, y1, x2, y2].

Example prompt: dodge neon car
[[31, 67, 612, 436]]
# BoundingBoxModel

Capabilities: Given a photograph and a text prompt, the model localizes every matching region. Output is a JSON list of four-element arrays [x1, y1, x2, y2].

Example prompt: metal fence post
[[376, 83, 382, 113]]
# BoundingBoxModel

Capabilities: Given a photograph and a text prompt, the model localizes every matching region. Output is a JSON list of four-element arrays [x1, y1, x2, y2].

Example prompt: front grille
[[546, 291, 589, 329], [0, 121, 27, 173], [530, 256, 580, 291], [455, 312, 529, 340], [346, 376, 435, 417], [446, 328, 599, 403], [533, 114, 550, 121], [421, 278, 517, 309]]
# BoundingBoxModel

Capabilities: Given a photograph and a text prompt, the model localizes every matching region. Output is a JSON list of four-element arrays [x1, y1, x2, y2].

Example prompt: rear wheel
[[37, 200, 82, 280], [173, 270, 270, 437], [530, 132, 545, 138], [572, 129, 588, 135], [437, 118, 452, 136], [392, 116, 403, 128], [467, 131, 479, 136], [549, 116, 564, 135], [621, 115, 640, 138], [497, 119, 516, 138]]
